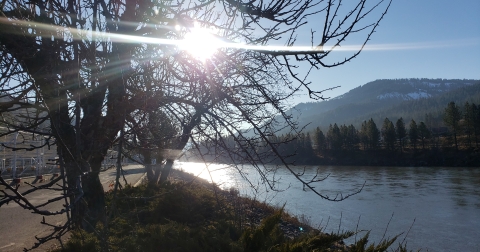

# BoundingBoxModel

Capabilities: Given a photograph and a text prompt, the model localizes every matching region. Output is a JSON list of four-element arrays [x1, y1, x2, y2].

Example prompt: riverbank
[[54, 169, 404, 251], [168, 169, 316, 240], [314, 147, 480, 167], [184, 146, 480, 167], [183, 162, 480, 251]]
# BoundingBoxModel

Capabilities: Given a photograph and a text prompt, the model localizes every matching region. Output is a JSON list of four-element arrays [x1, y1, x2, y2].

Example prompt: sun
[[178, 23, 223, 61]]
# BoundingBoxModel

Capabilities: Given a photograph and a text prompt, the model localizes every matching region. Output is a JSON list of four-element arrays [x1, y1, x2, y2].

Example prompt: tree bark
[[80, 171, 105, 231], [143, 151, 154, 182], [159, 159, 174, 184], [153, 164, 162, 184]]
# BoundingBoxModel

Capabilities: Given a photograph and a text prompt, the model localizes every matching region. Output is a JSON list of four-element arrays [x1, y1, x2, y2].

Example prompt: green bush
[[60, 230, 100, 252], [57, 181, 409, 252]]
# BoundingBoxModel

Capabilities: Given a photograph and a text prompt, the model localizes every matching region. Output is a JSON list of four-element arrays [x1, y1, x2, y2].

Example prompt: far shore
[[184, 146, 480, 167]]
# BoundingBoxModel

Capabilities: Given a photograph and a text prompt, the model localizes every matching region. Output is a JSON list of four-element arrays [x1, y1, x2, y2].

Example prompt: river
[[173, 162, 480, 252]]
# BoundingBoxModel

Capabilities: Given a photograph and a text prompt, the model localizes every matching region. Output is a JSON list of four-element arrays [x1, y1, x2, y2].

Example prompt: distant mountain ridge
[[285, 78, 480, 133]]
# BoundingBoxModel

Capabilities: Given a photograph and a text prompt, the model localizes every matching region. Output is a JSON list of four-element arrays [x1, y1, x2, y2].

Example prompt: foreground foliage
[[57, 181, 409, 252]]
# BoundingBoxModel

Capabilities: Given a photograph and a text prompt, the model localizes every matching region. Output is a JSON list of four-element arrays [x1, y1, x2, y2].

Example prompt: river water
[[173, 162, 480, 251]]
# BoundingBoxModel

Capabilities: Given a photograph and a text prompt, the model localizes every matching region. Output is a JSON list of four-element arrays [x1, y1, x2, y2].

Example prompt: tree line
[[190, 100, 480, 165], [323, 101, 479, 152], [236, 101, 480, 164]]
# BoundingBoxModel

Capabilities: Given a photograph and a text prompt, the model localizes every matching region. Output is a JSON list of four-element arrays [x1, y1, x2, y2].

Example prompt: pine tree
[[314, 127, 327, 153], [444, 101, 462, 150], [340, 124, 349, 149], [382, 118, 396, 151], [327, 123, 342, 151], [304, 132, 315, 159], [472, 103, 480, 147], [418, 122, 431, 149], [347, 124, 359, 150], [396, 117, 407, 151], [360, 121, 368, 150], [367, 118, 380, 149], [409, 119, 419, 150], [464, 102, 474, 147]]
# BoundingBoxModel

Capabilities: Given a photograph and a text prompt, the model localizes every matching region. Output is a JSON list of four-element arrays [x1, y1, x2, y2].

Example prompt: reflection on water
[[174, 162, 480, 252]]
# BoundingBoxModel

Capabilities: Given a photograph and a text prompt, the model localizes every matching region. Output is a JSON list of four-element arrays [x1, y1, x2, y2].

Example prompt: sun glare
[[179, 23, 223, 61]]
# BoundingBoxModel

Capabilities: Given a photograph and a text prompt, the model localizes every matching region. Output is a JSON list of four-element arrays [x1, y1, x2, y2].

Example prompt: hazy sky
[[290, 0, 480, 105]]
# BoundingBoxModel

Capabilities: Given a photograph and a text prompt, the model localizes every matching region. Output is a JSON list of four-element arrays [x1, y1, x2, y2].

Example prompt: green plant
[[57, 179, 409, 252]]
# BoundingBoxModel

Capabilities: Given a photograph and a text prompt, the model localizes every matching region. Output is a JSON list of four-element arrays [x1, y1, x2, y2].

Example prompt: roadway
[[0, 164, 145, 252]]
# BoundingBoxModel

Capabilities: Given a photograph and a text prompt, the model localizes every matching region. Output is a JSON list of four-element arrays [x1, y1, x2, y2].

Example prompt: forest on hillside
[[188, 101, 480, 167], [292, 79, 480, 133]]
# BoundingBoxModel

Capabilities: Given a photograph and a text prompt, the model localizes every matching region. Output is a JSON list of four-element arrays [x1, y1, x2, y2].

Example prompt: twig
[[381, 212, 394, 241]]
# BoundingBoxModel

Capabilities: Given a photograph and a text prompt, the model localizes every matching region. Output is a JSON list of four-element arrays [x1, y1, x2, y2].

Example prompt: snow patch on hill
[[422, 82, 441, 87], [377, 91, 431, 100], [377, 92, 403, 99], [407, 92, 431, 99]]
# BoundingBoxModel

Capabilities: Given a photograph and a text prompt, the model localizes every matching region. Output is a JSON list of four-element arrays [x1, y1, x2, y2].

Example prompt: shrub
[[57, 180, 408, 252]]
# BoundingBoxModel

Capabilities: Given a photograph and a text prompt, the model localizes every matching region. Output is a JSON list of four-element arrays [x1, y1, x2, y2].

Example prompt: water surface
[[174, 162, 480, 251]]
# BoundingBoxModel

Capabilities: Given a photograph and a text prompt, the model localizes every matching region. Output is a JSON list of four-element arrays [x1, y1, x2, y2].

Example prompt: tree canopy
[[0, 0, 392, 248]]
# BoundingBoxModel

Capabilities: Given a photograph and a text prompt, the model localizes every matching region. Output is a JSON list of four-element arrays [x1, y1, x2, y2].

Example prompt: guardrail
[[0, 164, 59, 181]]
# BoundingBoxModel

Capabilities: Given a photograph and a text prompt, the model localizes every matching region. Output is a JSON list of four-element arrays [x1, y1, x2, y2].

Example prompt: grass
[[54, 175, 411, 252]]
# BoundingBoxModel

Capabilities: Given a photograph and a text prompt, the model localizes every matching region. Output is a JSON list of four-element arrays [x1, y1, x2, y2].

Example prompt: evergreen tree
[[464, 102, 474, 147], [327, 123, 342, 151], [338, 124, 357, 150], [346, 124, 359, 150], [359, 120, 369, 150], [472, 103, 480, 147], [418, 122, 431, 149], [409, 119, 419, 150], [314, 127, 327, 154], [340, 124, 349, 149], [367, 118, 380, 149], [444, 101, 462, 150], [396, 117, 407, 151], [286, 133, 297, 158], [326, 125, 332, 150], [304, 132, 315, 159], [382, 118, 396, 150]]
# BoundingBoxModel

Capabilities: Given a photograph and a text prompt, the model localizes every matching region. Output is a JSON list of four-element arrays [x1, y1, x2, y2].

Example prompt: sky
[[289, 0, 480, 105]]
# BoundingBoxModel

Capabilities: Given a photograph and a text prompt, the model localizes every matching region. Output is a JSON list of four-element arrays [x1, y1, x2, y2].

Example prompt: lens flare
[[178, 24, 223, 61], [1, 17, 477, 56]]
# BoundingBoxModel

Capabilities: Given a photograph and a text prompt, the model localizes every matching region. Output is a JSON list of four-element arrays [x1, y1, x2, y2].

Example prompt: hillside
[[285, 78, 480, 133]]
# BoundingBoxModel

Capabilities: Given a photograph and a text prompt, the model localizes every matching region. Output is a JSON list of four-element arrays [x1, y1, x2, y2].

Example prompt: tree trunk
[[64, 150, 107, 231], [157, 113, 200, 183], [80, 171, 105, 231], [145, 163, 154, 183], [143, 151, 154, 182], [159, 159, 174, 184], [66, 156, 106, 231], [64, 160, 83, 229], [153, 164, 162, 183]]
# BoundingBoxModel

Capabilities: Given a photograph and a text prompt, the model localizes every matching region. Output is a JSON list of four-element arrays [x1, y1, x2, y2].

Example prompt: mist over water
[[174, 162, 480, 251]]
